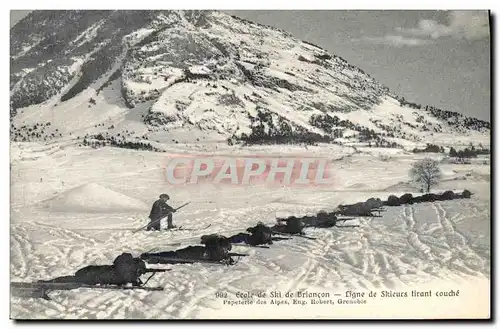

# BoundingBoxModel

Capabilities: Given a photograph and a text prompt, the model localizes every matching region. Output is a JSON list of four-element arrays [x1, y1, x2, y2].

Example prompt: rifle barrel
[[338, 217, 356, 221], [143, 268, 170, 273]]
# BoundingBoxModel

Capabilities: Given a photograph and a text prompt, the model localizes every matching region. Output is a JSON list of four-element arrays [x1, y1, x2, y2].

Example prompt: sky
[[10, 10, 491, 121], [10, 10, 29, 27]]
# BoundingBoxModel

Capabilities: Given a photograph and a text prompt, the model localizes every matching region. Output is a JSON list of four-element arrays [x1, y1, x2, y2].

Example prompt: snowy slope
[[10, 141, 490, 319]]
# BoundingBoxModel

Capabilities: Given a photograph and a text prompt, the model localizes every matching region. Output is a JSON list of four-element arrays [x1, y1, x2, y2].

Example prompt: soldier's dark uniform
[[313, 211, 337, 228], [38, 253, 147, 286], [229, 222, 273, 246], [148, 194, 176, 230], [272, 216, 304, 235], [140, 234, 233, 263]]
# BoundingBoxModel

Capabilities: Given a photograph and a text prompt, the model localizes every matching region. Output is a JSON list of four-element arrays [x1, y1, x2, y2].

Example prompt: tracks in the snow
[[432, 203, 488, 277], [11, 198, 490, 319], [403, 206, 434, 261]]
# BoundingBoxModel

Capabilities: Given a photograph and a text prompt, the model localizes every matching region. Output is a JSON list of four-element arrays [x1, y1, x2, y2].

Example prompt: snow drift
[[39, 182, 149, 213]]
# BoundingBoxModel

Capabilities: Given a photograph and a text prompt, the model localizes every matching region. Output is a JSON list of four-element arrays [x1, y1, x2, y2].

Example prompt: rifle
[[228, 252, 249, 257], [272, 231, 317, 240], [271, 236, 292, 241], [337, 217, 356, 224], [139, 268, 171, 286], [142, 268, 171, 274], [133, 202, 190, 233]]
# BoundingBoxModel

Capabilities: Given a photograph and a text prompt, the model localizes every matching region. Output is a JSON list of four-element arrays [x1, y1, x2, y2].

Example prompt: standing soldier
[[147, 194, 176, 230]]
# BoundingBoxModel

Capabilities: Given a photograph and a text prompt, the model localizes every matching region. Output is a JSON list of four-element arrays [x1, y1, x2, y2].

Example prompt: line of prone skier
[[25, 189, 471, 294], [34, 210, 351, 291]]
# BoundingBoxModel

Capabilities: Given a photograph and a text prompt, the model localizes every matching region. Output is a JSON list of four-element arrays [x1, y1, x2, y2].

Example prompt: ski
[[11, 281, 164, 291], [271, 236, 292, 242], [273, 232, 317, 240], [232, 243, 271, 249], [335, 225, 360, 228], [11, 281, 164, 300], [295, 235, 317, 240], [160, 223, 212, 232], [165, 226, 184, 231], [190, 223, 212, 230], [143, 256, 236, 266]]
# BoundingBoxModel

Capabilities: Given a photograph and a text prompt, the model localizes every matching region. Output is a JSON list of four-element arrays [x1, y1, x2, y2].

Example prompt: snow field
[[10, 142, 490, 319]]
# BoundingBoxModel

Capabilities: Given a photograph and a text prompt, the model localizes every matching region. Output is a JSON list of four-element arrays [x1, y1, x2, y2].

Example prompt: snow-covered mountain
[[9, 11, 491, 320], [10, 10, 490, 149]]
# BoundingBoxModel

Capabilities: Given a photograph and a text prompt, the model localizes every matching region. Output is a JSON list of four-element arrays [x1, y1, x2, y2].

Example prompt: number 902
[[215, 291, 227, 298]]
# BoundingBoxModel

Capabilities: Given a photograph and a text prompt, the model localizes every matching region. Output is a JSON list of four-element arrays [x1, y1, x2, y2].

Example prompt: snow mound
[[40, 183, 149, 213]]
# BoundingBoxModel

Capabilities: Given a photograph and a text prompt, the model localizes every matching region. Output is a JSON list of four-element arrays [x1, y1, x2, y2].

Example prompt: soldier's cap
[[159, 193, 170, 199]]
